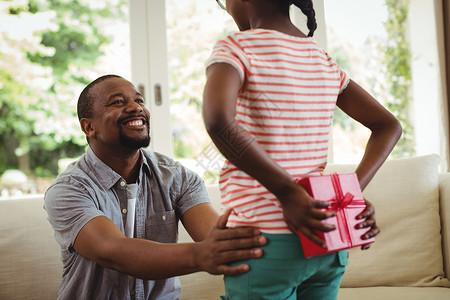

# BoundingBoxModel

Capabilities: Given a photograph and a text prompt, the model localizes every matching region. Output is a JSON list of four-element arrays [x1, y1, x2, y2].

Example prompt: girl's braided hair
[[291, 0, 317, 37]]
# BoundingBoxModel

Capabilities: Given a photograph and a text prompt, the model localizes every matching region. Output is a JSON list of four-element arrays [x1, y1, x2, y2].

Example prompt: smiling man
[[44, 75, 266, 300]]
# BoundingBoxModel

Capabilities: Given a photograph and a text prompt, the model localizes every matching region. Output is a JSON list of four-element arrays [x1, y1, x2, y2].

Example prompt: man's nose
[[125, 101, 143, 112]]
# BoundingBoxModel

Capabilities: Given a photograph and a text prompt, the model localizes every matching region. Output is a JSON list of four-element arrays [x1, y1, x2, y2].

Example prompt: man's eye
[[113, 99, 124, 104], [136, 99, 145, 104]]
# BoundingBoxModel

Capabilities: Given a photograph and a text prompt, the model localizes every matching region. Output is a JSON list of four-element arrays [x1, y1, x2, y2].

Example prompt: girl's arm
[[203, 63, 336, 247], [336, 79, 402, 249], [336, 79, 402, 190]]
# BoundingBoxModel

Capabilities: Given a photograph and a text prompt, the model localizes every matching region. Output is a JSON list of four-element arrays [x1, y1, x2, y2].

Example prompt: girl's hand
[[356, 199, 380, 250], [277, 182, 337, 248]]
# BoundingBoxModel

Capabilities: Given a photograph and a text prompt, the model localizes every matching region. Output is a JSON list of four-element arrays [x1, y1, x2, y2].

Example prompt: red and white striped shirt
[[206, 29, 350, 233]]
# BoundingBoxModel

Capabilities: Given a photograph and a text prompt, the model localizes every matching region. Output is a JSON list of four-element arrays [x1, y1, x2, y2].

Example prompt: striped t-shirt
[[206, 28, 350, 234]]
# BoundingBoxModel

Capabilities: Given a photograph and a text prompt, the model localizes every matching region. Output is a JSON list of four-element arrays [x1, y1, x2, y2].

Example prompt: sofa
[[1, 154, 449, 299]]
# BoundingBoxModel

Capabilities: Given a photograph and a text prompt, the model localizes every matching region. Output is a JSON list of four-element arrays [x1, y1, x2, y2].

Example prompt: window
[[0, 0, 131, 198], [160, 0, 449, 181], [323, 0, 389, 163], [135, 0, 448, 181], [1, 0, 447, 199], [164, 0, 237, 183], [319, 0, 447, 169]]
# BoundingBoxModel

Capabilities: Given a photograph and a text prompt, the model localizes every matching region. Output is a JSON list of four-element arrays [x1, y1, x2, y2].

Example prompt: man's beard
[[118, 126, 151, 149]]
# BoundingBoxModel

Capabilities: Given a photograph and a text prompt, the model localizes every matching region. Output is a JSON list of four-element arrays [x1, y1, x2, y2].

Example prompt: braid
[[292, 0, 317, 37]]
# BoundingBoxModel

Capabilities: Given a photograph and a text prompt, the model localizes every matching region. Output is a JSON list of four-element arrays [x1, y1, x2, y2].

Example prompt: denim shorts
[[222, 233, 348, 300]]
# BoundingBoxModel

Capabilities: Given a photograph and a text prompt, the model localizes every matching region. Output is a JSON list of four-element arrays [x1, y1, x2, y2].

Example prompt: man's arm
[[181, 202, 219, 242], [73, 208, 266, 280]]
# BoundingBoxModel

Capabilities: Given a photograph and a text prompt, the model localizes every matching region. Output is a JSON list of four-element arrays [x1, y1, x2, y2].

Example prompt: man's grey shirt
[[44, 147, 210, 300]]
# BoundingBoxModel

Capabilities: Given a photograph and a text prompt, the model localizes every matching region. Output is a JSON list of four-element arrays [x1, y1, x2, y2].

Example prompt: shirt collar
[[85, 146, 151, 189]]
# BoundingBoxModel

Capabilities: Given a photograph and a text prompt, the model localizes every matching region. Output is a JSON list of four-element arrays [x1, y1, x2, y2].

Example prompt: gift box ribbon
[[329, 173, 364, 244]]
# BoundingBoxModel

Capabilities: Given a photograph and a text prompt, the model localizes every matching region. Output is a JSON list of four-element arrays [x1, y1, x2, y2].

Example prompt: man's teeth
[[127, 120, 143, 126]]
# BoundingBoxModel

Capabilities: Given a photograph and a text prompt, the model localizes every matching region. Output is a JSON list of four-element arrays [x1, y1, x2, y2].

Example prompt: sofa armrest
[[439, 173, 450, 279]]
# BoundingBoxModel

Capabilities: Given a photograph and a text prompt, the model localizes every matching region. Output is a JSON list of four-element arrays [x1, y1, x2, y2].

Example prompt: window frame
[[129, 0, 174, 157]]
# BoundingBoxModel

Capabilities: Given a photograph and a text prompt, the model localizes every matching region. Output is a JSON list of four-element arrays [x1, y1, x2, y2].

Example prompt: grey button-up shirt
[[44, 147, 210, 300]]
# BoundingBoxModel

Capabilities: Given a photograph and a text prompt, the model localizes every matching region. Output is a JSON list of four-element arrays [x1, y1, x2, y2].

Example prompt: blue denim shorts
[[222, 233, 348, 300]]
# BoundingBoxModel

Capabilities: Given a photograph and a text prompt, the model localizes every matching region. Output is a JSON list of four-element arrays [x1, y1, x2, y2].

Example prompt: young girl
[[203, 0, 402, 299]]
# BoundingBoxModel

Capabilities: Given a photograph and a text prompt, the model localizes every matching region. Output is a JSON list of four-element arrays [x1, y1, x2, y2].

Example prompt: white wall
[[409, 0, 448, 170]]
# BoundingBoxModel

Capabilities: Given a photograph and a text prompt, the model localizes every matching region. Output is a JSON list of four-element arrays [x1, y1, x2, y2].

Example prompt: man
[[44, 74, 267, 300]]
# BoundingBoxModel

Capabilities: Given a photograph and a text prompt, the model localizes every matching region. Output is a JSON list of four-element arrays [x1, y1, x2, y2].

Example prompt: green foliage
[[382, 0, 414, 157], [26, 2, 112, 79], [203, 170, 220, 185], [328, 49, 356, 131], [16, 0, 123, 83], [332, 107, 355, 131], [28, 139, 84, 176], [0, 67, 34, 174], [27, 23, 109, 78], [0, 0, 126, 178], [328, 0, 414, 159], [173, 135, 194, 158], [8, 0, 40, 14], [0, 64, 86, 176]]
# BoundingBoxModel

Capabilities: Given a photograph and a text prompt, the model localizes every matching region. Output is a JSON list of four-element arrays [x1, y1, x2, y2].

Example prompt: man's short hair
[[77, 74, 122, 120]]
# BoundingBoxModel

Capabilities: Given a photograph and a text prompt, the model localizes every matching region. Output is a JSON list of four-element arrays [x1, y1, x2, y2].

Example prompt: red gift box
[[296, 173, 375, 258]]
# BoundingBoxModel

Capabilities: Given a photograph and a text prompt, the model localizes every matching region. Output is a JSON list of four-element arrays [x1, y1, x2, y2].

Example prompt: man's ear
[[80, 118, 95, 138]]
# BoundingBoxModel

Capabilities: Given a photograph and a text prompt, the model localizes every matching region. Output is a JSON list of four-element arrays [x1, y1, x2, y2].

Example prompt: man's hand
[[194, 208, 267, 276], [356, 199, 380, 250], [278, 182, 337, 248]]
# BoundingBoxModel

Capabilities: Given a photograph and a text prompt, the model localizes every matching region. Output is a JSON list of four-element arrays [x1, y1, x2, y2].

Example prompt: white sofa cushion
[[0, 198, 62, 300], [325, 154, 450, 288], [338, 286, 450, 300]]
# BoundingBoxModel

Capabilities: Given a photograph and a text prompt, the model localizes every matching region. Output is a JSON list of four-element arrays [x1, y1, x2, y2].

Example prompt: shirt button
[[120, 181, 126, 187], [122, 208, 127, 214], [162, 215, 166, 221]]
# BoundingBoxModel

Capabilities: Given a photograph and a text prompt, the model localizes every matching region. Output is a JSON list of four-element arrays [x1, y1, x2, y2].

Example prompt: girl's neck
[[251, 21, 308, 38], [249, 12, 307, 38]]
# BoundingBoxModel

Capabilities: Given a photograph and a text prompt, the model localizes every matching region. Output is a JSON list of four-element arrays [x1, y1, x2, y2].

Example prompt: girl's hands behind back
[[276, 182, 337, 248], [356, 199, 380, 250]]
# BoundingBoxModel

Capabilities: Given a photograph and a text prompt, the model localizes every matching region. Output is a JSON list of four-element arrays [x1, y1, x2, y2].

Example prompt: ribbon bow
[[330, 173, 354, 209], [329, 173, 354, 243]]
